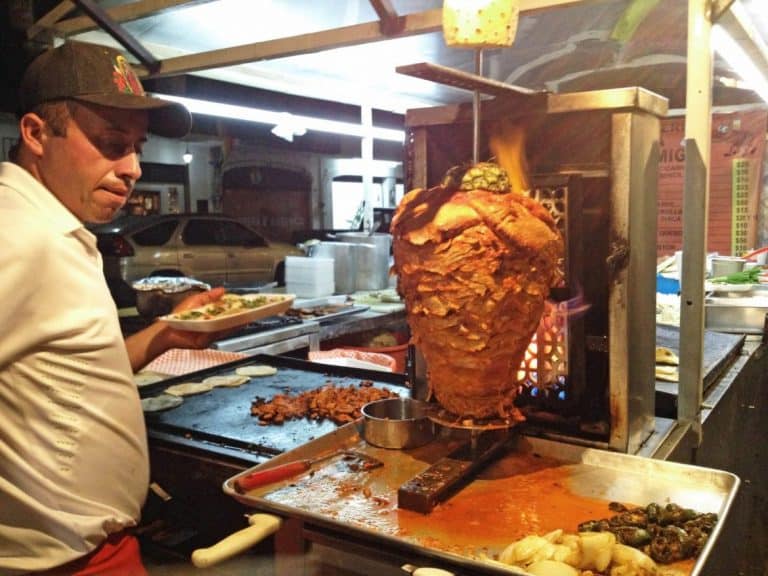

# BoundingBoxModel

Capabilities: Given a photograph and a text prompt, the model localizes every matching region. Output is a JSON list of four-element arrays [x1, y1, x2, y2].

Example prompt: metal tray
[[287, 303, 370, 323], [224, 423, 739, 575]]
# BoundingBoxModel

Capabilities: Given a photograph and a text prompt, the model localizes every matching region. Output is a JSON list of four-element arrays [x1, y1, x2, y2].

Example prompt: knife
[[234, 449, 383, 493], [233, 450, 343, 493]]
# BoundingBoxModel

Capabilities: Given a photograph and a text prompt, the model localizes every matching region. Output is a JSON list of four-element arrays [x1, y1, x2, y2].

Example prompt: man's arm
[[124, 287, 227, 372]]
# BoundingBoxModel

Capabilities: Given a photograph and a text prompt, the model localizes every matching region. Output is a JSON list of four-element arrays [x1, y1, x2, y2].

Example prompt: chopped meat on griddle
[[251, 381, 398, 425]]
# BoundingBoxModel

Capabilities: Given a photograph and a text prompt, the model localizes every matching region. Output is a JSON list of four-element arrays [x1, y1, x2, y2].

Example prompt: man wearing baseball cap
[[0, 42, 225, 574]]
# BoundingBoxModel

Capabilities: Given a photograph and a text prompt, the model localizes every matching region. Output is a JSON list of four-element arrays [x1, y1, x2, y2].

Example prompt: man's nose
[[117, 150, 142, 181]]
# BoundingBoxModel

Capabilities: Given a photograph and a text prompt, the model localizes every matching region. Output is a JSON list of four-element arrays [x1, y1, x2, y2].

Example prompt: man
[[0, 42, 224, 574]]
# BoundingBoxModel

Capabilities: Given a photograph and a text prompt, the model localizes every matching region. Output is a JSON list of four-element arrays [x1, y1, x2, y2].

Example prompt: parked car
[[90, 214, 304, 307]]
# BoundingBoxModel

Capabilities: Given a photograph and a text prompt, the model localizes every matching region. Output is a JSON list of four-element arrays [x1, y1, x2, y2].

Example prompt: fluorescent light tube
[[154, 94, 405, 143]]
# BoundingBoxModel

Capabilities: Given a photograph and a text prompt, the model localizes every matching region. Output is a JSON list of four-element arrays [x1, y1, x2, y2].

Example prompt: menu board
[[657, 109, 767, 258]]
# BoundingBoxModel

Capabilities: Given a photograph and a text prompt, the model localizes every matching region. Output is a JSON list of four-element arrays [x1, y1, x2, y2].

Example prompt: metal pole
[[361, 104, 374, 232], [472, 49, 483, 164], [678, 0, 714, 444]]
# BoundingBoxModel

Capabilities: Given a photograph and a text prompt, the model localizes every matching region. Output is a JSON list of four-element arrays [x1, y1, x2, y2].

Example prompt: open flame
[[518, 286, 590, 389], [489, 120, 531, 194]]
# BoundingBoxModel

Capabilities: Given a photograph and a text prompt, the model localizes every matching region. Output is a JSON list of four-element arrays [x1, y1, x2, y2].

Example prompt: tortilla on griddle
[[235, 365, 278, 377], [164, 381, 213, 397], [203, 374, 250, 388], [133, 371, 167, 387], [141, 394, 184, 412]]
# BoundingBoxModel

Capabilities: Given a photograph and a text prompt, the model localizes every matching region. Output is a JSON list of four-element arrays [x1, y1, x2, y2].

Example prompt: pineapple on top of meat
[[391, 154, 563, 420]]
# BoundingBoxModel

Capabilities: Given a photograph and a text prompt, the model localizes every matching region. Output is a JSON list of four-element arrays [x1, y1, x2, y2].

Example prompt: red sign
[[657, 109, 767, 258]]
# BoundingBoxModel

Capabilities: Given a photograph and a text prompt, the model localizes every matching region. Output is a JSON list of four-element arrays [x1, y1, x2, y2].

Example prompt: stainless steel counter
[[211, 320, 321, 355], [210, 306, 407, 357]]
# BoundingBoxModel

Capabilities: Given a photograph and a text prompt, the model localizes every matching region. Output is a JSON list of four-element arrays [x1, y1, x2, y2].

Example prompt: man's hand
[[172, 286, 226, 314]]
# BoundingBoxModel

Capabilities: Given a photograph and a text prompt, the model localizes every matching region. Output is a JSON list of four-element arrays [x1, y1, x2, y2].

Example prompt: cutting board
[[655, 324, 745, 417]]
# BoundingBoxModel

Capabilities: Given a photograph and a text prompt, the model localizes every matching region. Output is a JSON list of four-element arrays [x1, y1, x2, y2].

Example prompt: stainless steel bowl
[[361, 398, 435, 449]]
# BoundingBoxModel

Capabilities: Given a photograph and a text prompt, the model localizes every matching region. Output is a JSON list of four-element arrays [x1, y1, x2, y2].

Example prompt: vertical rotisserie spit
[[392, 126, 564, 421]]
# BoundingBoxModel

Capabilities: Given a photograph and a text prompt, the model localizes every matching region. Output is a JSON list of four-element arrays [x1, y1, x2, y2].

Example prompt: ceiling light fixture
[[712, 24, 768, 104], [270, 112, 307, 142], [182, 145, 193, 164], [154, 94, 405, 143]]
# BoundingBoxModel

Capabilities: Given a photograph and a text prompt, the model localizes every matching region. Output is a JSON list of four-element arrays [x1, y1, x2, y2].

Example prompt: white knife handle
[[191, 513, 282, 568]]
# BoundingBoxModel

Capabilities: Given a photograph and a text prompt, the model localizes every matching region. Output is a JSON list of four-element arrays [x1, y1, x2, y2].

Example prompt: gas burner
[[426, 405, 522, 431]]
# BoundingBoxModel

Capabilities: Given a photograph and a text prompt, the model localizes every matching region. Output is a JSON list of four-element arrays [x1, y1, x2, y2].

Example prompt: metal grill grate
[[517, 175, 583, 401]]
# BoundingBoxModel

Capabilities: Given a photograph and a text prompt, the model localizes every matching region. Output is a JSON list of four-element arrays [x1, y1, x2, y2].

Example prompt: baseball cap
[[19, 42, 191, 138]]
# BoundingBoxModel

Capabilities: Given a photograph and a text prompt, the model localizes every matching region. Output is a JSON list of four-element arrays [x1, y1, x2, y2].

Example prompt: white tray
[[159, 293, 294, 332]]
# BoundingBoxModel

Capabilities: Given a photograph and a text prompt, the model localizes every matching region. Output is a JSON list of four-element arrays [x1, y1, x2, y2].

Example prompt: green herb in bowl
[[710, 267, 762, 284]]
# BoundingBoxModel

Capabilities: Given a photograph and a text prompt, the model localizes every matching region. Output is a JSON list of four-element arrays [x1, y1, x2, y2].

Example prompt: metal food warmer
[[138, 81, 742, 575]]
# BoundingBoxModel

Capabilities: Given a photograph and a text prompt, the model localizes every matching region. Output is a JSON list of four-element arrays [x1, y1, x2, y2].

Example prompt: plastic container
[[285, 256, 334, 298], [656, 274, 680, 295]]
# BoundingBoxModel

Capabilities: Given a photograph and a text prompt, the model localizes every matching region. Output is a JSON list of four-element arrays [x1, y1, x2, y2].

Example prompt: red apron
[[37, 532, 147, 576]]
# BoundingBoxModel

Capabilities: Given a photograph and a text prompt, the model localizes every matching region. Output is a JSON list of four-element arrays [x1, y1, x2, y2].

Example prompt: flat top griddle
[[655, 325, 745, 397], [142, 354, 407, 457]]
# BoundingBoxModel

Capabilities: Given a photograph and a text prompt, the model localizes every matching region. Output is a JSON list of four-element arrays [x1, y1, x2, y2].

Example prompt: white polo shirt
[[0, 162, 149, 573]]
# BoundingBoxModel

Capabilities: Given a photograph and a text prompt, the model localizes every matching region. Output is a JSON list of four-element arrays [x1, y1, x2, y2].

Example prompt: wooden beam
[[368, 0, 402, 35], [49, 0, 212, 36], [26, 1, 74, 40], [710, 0, 736, 22], [47, 0, 586, 40], [40, 0, 590, 79], [517, 0, 589, 12], [716, 2, 768, 73], [138, 9, 444, 78], [72, 0, 160, 72]]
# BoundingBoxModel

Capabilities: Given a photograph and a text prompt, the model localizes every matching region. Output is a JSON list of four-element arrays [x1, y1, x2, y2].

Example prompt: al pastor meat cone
[[391, 163, 563, 419]]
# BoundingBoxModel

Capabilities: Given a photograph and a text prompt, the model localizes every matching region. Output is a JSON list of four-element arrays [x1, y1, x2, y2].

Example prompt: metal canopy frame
[[27, 1, 591, 80], [27, 0, 768, 85]]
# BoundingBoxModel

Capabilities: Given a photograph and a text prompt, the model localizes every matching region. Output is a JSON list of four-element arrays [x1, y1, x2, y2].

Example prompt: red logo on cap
[[112, 55, 144, 96]]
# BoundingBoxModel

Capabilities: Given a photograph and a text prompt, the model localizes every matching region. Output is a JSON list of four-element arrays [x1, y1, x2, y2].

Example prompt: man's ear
[[18, 113, 46, 156]]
